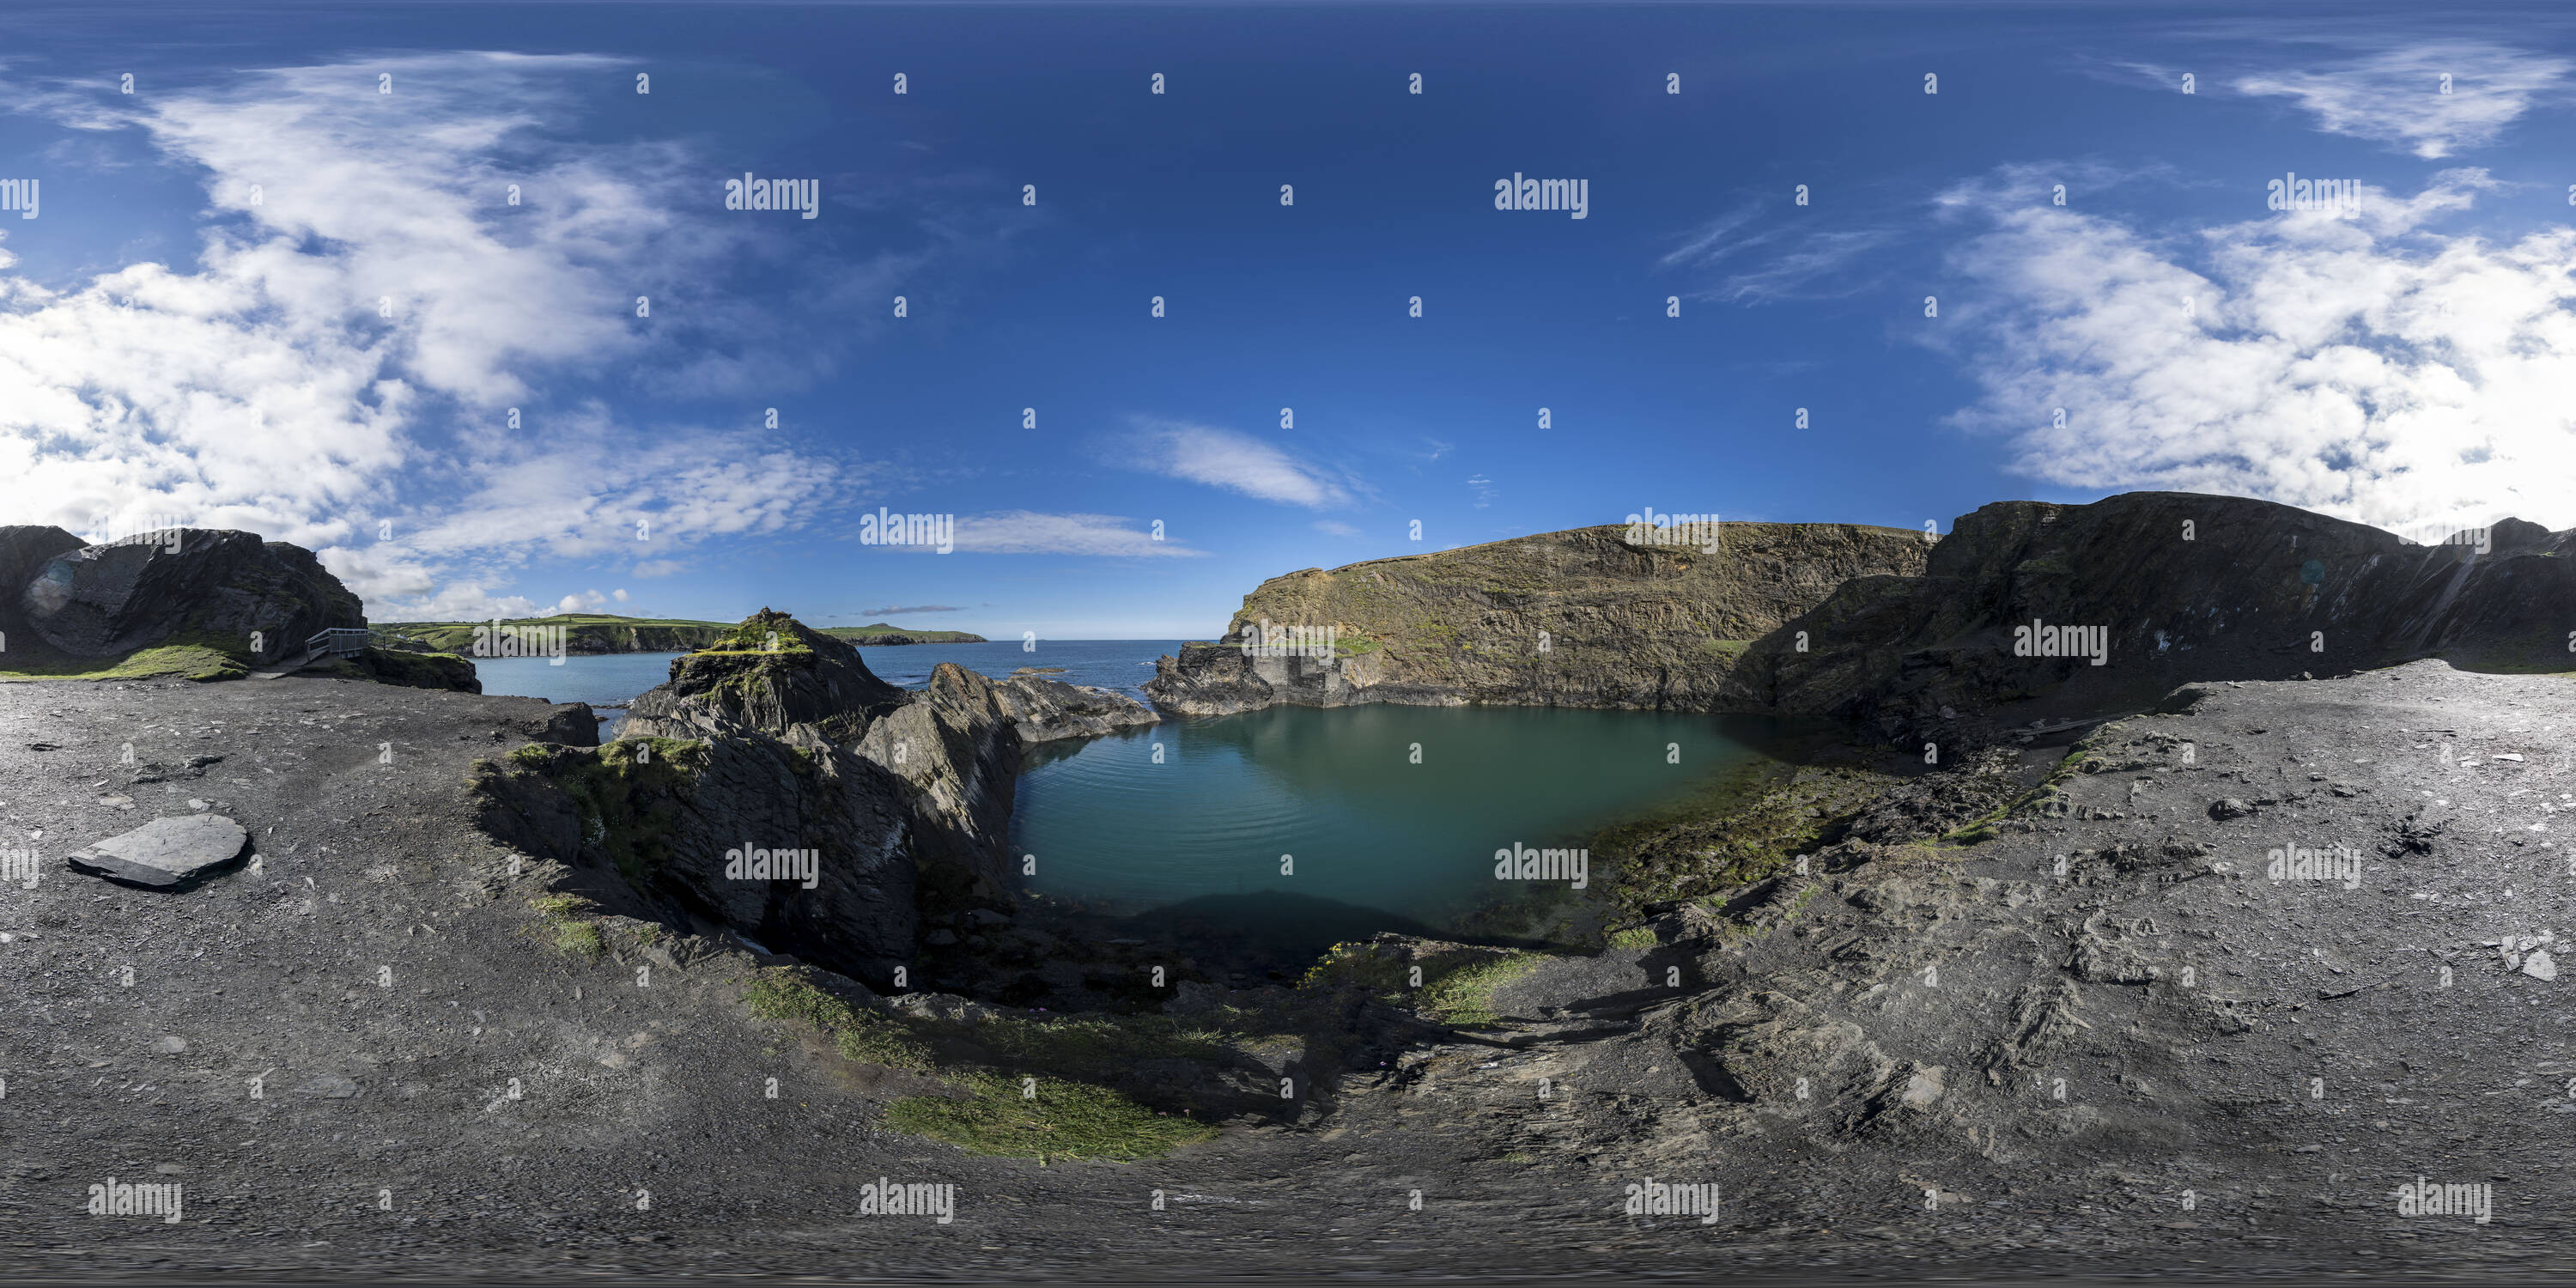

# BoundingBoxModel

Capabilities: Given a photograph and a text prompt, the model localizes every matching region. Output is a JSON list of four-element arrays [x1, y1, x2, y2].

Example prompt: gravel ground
[[3, 662, 2573, 1281]]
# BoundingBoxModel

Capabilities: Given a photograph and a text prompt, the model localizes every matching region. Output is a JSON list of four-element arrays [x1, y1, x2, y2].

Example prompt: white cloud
[[1932, 166, 2576, 533], [0, 52, 917, 619], [951, 511, 1202, 556], [1313, 519, 1360, 538], [631, 559, 684, 579], [1129, 418, 1351, 507], [2235, 43, 2573, 158]]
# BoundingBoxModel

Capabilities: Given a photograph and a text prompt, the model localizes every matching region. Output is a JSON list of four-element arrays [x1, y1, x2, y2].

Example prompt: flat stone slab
[[64, 814, 251, 888]]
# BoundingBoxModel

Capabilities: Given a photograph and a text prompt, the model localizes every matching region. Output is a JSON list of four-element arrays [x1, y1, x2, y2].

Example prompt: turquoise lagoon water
[[472, 644, 1783, 951]]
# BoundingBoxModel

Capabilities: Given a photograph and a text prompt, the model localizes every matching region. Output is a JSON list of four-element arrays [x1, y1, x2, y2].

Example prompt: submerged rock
[[64, 814, 251, 888]]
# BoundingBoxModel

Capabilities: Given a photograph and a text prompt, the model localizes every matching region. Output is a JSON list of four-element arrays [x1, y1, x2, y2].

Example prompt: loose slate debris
[[64, 813, 252, 889]]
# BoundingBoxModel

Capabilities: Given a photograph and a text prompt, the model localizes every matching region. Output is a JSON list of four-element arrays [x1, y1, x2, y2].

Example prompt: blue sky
[[3, 3, 2574, 637]]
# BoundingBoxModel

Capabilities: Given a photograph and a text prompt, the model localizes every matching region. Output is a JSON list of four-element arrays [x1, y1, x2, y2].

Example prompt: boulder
[[64, 814, 252, 888]]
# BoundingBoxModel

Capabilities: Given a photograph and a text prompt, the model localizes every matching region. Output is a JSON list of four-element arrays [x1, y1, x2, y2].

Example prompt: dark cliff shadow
[[1101, 890, 1559, 979]]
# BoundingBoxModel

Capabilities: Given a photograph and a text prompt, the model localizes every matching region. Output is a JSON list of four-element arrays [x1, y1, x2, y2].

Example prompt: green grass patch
[[0, 632, 251, 683], [882, 1072, 1218, 1163], [1301, 941, 1546, 1029], [1606, 926, 1658, 950], [508, 738, 710, 883], [744, 968, 936, 1072], [527, 895, 605, 959], [742, 968, 1229, 1163], [554, 920, 605, 957], [1419, 951, 1544, 1027], [970, 1012, 1236, 1076], [1594, 750, 1887, 916]]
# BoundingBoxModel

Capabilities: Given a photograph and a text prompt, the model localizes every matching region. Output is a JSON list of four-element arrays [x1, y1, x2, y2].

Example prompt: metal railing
[[307, 628, 371, 659]]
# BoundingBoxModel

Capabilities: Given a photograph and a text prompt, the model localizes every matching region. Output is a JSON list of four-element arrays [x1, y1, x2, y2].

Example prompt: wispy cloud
[[1929, 164, 2576, 533], [2234, 41, 2573, 157], [1661, 198, 1898, 304], [951, 511, 1202, 556], [865, 604, 964, 615], [1127, 417, 1352, 507], [1312, 519, 1360, 538]]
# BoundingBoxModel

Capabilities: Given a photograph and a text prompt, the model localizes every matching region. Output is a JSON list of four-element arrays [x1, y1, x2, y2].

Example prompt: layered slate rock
[[1725, 491, 2576, 738], [853, 662, 1021, 904], [480, 611, 1023, 987], [1145, 521, 1931, 714], [64, 814, 252, 888], [13, 528, 362, 665], [479, 736, 923, 984], [990, 676, 1160, 744]]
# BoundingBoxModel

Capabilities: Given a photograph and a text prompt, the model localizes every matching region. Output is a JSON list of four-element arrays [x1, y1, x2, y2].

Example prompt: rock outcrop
[[1146, 522, 1931, 714], [991, 676, 1161, 744], [1727, 492, 2576, 738], [482, 611, 1035, 987], [329, 647, 482, 694], [478, 735, 928, 984], [621, 609, 906, 743], [8, 527, 362, 665], [851, 662, 1022, 906]]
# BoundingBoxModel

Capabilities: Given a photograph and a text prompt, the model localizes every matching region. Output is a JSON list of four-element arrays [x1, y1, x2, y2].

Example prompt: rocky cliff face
[[1727, 491, 2576, 738], [3, 526, 363, 666], [1151, 496, 2575, 733], [1145, 522, 1932, 714], [483, 611, 1107, 987]]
